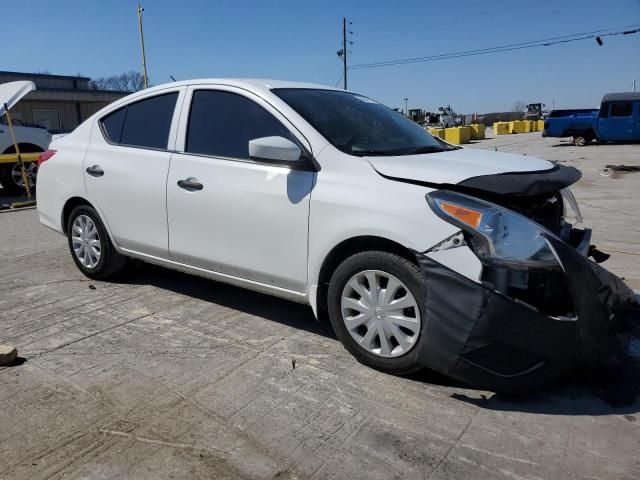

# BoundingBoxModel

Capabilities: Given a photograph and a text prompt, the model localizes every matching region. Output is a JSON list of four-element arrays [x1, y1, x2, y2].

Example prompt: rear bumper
[[414, 237, 640, 393]]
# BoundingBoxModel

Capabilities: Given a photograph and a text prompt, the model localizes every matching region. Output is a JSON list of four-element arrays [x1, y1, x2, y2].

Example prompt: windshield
[[272, 88, 452, 156]]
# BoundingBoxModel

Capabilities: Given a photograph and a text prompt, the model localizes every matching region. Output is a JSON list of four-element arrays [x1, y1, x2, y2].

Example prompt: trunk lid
[[0, 81, 36, 117]]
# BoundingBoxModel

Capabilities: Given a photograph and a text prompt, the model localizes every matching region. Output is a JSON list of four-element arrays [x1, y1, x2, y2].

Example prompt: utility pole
[[337, 18, 353, 90], [137, 3, 149, 89], [342, 18, 348, 90], [633, 79, 636, 92], [404, 97, 408, 115]]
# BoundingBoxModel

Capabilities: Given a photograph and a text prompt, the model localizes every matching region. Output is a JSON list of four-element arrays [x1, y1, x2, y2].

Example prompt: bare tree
[[512, 101, 527, 112], [90, 71, 147, 92]]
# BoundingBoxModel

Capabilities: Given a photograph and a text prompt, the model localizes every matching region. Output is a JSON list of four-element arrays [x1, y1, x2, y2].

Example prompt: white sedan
[[36, 79, 639, 392]]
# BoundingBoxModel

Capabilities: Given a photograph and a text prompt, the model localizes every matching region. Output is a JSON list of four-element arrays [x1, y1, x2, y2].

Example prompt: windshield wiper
[[350, 149, 399, 156], [351, 145, 446, 157], [403, 145, 445, 155]]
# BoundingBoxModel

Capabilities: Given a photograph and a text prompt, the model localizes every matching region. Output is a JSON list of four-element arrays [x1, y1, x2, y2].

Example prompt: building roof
[[0, 70, 90, 81], [602, 92, 640, 103]]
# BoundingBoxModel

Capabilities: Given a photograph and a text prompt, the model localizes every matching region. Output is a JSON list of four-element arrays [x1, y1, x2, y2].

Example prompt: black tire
[[0, 163, 36, 196], [572, 135, 591, 147], [66, 205, 127, 280], [327, 251, 426, 375], [0, 166, 12, 195]]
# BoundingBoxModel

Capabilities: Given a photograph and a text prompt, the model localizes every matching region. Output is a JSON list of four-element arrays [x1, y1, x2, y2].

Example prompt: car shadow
[[119, 261, 335, 340], [0, 191, 35, 202], [449, 358, 640, 416], [116, 262, 640, 416]]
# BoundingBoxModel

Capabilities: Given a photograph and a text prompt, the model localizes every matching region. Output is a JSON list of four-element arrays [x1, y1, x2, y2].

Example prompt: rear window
[[100, 92, 178, 149]]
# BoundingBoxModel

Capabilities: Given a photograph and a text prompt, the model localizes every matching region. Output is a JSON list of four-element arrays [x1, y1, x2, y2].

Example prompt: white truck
[[0, 81, 51, 194], [436, 105, 459, 128]]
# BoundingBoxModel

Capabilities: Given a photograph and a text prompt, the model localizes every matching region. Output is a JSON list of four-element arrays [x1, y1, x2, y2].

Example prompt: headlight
[[561, 188, 583, 225], [427, 190, 560, 268]]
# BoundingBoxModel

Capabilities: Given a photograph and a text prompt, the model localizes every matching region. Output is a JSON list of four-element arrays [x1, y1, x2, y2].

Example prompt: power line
[[351, 25, 640, 70], [323, 57, 342, 86]]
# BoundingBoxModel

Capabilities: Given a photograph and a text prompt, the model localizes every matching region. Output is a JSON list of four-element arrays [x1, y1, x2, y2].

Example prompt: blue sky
[[7, 0, 640, 112]]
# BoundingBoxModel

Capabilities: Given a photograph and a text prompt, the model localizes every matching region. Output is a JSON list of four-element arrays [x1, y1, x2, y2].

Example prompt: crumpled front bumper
[[414, 236, 640, 393]]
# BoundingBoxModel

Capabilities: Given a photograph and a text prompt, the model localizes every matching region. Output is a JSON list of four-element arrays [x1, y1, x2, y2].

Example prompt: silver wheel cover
[[71, 215, 101, 269], [341, 269, 421, 358]]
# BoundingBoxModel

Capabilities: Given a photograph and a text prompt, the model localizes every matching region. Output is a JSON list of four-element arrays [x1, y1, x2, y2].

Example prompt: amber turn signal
[[440, 202, 483, 229]]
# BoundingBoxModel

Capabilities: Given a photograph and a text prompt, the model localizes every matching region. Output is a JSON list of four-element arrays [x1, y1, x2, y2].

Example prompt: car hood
[[365, 148, 582, 195], [366, 148, 553, 185], [0, 81, 36, 117]]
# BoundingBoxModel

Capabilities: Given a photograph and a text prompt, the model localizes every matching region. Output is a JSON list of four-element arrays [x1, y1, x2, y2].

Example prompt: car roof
[[139, 78, 343, 96], [601, 92, 640, 103]]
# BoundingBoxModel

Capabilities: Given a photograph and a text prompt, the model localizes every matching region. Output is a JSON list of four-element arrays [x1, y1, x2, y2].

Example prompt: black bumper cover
[[415, 237, 640, 393]]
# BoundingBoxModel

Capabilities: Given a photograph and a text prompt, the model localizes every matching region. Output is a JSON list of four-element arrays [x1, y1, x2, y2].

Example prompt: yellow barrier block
[[459, 126, 471, 144], [443, 127, 461, 144], [444, 127, 471, 144], [469, 124, 485, 140], [428, 128, 445, 139], [537, 119, 545, 131], [493, 122, 510, 135], [510, 121, 526, 133], [0, 152, 41, 165]]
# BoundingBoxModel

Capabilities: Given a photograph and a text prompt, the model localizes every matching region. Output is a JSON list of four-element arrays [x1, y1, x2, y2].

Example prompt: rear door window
[[185, 90, 294, 159], [100, 92, 178, 149], [610, 102, 633, 117]]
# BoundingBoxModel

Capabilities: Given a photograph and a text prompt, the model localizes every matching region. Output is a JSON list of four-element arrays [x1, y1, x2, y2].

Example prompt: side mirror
[[249, 136, 301, 163]]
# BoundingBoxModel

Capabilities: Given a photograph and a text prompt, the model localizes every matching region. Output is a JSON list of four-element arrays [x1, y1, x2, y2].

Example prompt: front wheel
[[327, 251, 426, 375], [66, 205, 127, 280]]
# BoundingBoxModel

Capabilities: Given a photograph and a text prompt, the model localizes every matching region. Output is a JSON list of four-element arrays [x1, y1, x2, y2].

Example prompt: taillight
[[38, 149, 56, 167]]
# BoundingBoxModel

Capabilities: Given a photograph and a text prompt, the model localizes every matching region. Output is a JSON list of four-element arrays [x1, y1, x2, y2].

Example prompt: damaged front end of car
[[416, 167, 640, 393]]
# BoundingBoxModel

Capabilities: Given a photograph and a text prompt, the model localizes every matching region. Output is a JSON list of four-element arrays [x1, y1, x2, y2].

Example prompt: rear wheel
[[66, 205, 127, 280], [327, 251, 426, 375], [572, 135, 591, 147], [0, 162, 37, 195]]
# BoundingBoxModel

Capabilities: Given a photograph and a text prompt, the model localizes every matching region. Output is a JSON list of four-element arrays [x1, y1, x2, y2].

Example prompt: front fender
[[306, 170, 459, 316]]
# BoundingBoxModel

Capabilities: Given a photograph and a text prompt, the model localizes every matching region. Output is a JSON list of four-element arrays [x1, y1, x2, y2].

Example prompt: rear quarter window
[[101, 107, 126, 143]]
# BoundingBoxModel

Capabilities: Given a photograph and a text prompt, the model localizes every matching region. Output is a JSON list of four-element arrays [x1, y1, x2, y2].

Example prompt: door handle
[[86, 165, 104, 177], [177, 178, 203, 191]]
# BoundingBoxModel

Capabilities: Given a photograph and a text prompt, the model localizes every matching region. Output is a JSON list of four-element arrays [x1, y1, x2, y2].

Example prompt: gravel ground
[[1, 132, 639, 479]]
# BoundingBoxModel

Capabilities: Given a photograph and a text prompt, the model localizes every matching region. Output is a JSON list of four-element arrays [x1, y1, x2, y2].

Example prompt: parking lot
[[1, 132, 639, 479]]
